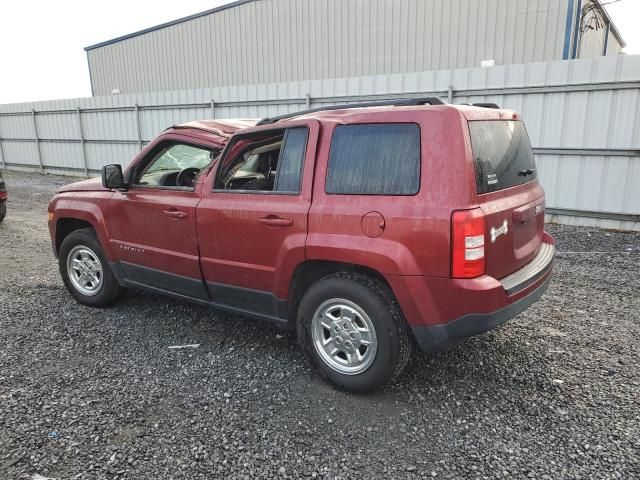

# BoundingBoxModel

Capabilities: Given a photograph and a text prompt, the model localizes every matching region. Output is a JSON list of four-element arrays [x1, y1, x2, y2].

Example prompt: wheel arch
[[50, 193, 113, 258], [287, 260, 395, 326], [55, 218, 96, 254]]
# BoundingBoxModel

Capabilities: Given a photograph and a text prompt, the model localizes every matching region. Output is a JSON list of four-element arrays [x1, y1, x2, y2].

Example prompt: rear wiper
[[518, 168, 535, 176]]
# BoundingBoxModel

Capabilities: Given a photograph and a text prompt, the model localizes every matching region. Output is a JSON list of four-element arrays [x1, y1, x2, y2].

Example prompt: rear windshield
[[469, 120, 536, 194]]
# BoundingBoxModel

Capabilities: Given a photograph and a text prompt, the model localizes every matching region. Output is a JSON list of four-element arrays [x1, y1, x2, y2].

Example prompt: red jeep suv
[[48, 99, 554, 392]]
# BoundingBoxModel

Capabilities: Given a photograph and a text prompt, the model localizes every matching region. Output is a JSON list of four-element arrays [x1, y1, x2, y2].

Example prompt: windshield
[[146, 144, 213, 174]]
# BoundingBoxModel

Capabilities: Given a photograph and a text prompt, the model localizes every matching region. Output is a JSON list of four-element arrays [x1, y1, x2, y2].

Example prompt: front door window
[[136, 143, 217, 189]]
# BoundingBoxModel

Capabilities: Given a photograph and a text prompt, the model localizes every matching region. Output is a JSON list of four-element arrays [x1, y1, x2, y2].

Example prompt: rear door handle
[[513, 203, 539, 224], [258, 215, 293, 227], [513, 209, 532, 224], [163, 209, 188, 219]]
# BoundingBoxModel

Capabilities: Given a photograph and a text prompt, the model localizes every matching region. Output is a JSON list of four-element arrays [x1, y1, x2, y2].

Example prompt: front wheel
[[59, 228, 124, 307], [297, 272, 412, 393]]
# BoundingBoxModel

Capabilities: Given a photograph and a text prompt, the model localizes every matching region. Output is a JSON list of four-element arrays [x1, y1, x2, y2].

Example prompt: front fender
[[49, 192, 114, 259]]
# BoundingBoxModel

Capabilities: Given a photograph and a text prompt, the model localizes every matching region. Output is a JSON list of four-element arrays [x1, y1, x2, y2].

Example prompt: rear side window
[[469, 120, 537, 194], [326, 123, 420, 195], [275, 127, 308, 192]]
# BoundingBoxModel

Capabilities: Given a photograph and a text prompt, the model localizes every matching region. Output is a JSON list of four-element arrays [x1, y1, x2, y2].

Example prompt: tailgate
[[468, 119, 546, 279], [479, 186, 545, 279]]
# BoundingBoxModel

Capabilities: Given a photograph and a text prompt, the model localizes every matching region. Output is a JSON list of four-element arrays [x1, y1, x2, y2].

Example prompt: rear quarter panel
[[307, 107, 473, 277]]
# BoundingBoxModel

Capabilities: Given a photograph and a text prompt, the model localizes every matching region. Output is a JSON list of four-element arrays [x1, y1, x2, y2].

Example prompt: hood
[[58, 177, 106, 193]]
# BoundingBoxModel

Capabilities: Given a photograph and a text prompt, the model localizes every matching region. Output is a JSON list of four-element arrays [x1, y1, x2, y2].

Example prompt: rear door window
[[469, 120, 537, 194], [325, 123, 420, 195], [215, 127, 308, 193], [275, 127, 308, 193]]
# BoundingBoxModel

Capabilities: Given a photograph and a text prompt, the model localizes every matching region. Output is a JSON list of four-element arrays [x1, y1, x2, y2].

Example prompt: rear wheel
[[0, 201, 6, 222], [59, 228, 124, 307], [297, 272, 411, 392]]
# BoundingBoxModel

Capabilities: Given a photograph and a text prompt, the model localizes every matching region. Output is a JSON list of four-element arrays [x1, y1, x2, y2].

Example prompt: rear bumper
[[411, 270, 552, 351], [386, 232, 555, 352]]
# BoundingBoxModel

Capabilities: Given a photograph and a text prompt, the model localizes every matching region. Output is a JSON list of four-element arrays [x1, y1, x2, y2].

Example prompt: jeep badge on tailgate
[[490, 219, 509, 243]]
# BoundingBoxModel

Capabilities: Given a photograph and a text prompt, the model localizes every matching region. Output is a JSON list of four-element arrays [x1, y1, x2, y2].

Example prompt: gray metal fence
[[1, 55, 639, 230]]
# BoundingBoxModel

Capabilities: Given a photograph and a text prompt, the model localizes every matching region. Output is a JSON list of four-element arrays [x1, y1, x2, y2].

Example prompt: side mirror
[[101, 164, 126, 189]]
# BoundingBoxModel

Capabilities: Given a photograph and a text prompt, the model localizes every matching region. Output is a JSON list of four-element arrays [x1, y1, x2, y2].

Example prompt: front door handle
[[163, 209, 188, 219], [258, 215, 293, 227]]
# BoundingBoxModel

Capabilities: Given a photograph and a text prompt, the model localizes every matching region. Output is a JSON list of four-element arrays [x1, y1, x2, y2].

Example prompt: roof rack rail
[[256, 96, 446, 125], [472, 102, 500, 109]]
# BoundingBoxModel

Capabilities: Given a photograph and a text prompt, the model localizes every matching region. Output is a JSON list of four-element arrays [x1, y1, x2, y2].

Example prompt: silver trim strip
[[500, 242, 555, 294]]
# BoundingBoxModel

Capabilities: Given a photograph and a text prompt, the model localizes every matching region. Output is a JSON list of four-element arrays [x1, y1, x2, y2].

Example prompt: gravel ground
[[0, 169, 639, 480]]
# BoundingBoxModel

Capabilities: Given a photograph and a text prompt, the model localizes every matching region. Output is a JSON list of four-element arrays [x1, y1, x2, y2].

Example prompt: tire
[[59, 228, 124, 307], [0, 201, 6, 222], [297, 272, 412, 393]]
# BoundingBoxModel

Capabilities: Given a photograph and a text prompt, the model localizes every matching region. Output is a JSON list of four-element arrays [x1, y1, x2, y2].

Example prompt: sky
[[0, 0, 638, 105], [0, 0, 229, 104], [603, 0, 640, 54]]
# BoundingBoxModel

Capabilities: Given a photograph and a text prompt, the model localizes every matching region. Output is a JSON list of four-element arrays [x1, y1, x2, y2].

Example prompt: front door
[[196, 121, 318, 317], [105, 137, 216, 299]]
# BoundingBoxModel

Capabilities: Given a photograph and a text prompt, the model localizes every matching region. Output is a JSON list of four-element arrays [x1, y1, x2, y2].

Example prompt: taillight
[[0, 191, 7, 200], [451, 208, 486, 278]]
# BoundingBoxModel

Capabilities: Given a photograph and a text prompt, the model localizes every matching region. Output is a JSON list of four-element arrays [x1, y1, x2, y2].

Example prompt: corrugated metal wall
[[606, 31, 624, 56], [86, 0, 571, 96], [1, 55, 639, 230], [579, 27, 607, 58]]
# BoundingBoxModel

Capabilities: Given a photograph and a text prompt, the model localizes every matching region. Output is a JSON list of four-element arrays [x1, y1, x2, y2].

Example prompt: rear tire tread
[[297, 271, 412, 392], [339, 272, 412, 382]]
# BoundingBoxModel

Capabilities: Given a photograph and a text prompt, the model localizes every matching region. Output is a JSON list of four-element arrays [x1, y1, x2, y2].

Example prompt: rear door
[[196, 120, 319, 314], [468, 119, 545, 279]]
